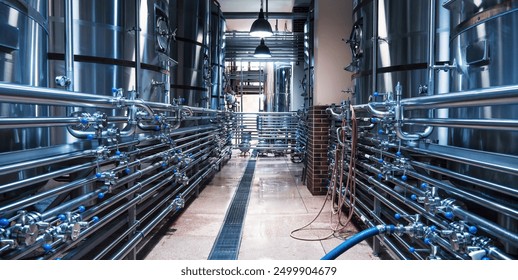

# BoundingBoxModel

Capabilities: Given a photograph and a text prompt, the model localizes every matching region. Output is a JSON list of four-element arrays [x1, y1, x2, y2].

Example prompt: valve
[[96, 171, 118, 187], [172, 196, 185, 210], [10, 224, 38, 246], [92, 112, 108, 131], [55, 76, 71, 87]]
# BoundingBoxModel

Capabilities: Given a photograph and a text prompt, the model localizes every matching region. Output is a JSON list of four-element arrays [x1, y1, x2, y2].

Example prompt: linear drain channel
[[208, 159, 256, 260]]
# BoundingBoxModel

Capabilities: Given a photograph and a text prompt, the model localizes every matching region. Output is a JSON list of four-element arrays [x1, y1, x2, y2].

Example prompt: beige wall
[[313, 0, 354, 106]]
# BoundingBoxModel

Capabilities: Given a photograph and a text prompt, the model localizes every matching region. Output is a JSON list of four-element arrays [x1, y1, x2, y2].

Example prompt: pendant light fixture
[[250, 0, 273, 38], [253, 38, 272, 58]]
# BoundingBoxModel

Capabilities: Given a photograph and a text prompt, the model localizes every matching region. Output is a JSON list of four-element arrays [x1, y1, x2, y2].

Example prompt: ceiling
[[218, 0, 312, 62], [218, 0, 311, 31], [218, 0, 311, 13]]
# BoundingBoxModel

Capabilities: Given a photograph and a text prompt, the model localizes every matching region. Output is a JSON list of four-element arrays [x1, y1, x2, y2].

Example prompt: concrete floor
[[143, 151, 380, 260]]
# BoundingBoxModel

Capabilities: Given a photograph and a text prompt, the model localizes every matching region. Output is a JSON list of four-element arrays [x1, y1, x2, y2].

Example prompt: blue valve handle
[[394, 213, 401, 220], [0, 218, 10, 228], [58, 214, 67, 222], [469, 226, 478, 234], [78, 205, 86, 213], [91, 216, 100, 223], [445, 212, 454, 219], [409, 247, 415, 253], [98, 192, 105, 199], [395, 151, 402, 157], [410, 194, 417, 201], [42, 244, 52, 252], [401, 175, 408, 181]]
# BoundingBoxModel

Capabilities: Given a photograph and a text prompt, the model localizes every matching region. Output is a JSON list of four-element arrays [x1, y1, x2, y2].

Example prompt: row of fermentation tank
[[324, 0, 518, 259], [0, 0, 231, 259]]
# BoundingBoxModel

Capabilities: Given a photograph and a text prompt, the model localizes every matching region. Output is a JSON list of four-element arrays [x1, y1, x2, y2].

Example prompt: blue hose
[[321, 226, 382, 260]]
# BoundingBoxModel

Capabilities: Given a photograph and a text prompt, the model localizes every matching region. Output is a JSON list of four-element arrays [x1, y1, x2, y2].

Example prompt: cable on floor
[[290, 105, 358, 242]]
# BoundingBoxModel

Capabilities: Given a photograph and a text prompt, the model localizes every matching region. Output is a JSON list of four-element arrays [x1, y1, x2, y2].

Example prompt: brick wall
[[306, 105, 330, 195]]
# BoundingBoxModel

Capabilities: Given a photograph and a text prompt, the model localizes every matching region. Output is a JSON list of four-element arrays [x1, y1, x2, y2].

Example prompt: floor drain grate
[[208, 159, 256, 260]]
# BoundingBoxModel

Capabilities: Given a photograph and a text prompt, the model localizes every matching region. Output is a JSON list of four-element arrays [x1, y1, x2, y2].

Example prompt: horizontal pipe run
[[110, 161, 217, 260], [401, 84, 518, 110], [403, 118, 518, 130], [365, 136, 518, 177], [0, 161, 98, 194], [0, 82, 115, 108], [450, 206, 518, 247], [110, 162, 219, 260], [41, 189, 102, 220], [407, 170, 518, 220], [410, 161, 518, 199], [0, 117, 80, 128], [0, 152, 88, 177], [0, 177, 97, 215]]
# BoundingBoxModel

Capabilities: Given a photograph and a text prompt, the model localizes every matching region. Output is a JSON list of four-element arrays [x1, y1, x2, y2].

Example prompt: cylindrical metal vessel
[[210, 1, 226, 110], [447, 0, 518, 161], [446, 0, 518, 254], [274, 64, 292, 112], [0, 0, 48, 152], [170, 0, 210, 107], [352, 0, 431, 104], [48, 0, 171, 103]]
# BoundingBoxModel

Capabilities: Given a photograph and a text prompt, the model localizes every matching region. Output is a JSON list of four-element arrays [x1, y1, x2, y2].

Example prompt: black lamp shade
[[249, 8, 273, 38], [254, 38, 271, 58]]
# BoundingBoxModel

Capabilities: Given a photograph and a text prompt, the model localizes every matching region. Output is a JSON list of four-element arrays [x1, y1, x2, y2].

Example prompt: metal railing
[[233, 112, 298, 155]]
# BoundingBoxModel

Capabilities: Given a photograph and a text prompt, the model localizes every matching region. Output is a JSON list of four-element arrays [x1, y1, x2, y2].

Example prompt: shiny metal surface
[[326, 0, 518, 259], [273, 64, 292, 112], [170, 0, 210, 108], [0, 0, 48, 153], [48, 0, 171, 103], [352, 0, 435, 104], [448, 2, 518, 183], [210, 1, 226, 110], [0, 0, 233, 260], [446, 1, 518, 253]]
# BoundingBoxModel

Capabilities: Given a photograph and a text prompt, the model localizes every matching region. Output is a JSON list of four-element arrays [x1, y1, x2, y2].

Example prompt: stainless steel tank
[[0, 0, 48, 152], [170, 0, 210, 107], [351, 0, 430, 104], [210, 0, 226, 110], [49, 0, 172, 103], [274, 64, 292, 112], [447, 0, 518, 165], [445, 0, 518, 254]]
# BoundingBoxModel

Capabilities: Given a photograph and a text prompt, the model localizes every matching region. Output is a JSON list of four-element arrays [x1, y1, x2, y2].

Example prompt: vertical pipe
[[372, 0, 378, 93], [135, 0, 141, 96], [240, 61, 244, 113], [428, 0, 436, 96], [64, 0, 74, 92]]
